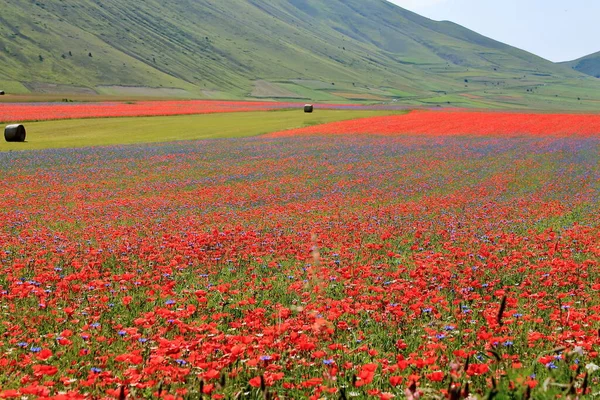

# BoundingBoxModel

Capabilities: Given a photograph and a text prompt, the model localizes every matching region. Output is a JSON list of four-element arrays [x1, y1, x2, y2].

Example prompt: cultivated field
[[0, 101, 298, 122], [0, 110, 395, 151], [0, 106, 599, 399]]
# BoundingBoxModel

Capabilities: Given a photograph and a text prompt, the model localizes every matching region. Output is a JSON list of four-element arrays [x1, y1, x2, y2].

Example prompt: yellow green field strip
[[0, 110, 402, 151]]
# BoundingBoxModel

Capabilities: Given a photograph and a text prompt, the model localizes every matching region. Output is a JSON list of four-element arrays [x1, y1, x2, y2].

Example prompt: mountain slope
[[1, 0, 599, 109], [562, 51, 600, 78]]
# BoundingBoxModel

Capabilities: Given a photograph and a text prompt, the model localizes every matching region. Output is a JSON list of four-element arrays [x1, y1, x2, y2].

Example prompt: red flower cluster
[[0, 100, 301, 122], [269, 110, 600, 137], [0, 131, 598, 398], [0, 101, 408, 123]]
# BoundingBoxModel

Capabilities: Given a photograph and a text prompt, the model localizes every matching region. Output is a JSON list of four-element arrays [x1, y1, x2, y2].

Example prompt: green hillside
[[562, 51, 600, 79], [1, 0, 599, 109]]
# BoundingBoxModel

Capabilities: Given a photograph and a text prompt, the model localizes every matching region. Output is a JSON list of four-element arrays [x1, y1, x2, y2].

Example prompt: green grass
[[561, 51, 600, 78], [0, 80, 29, 94], [2, 0, 600, 108], [275, 83, 348, 102], [0, 110, 399, 151]]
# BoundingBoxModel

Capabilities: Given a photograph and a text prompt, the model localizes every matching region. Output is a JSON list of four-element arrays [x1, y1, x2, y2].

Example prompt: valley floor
[[0, 108, 598, 398]]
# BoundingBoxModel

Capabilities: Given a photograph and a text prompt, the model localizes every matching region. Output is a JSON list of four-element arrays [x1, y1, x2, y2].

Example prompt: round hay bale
[[0, 90, 5, 95], [5, 124, 26, 142], [304, 104, 314, 113]]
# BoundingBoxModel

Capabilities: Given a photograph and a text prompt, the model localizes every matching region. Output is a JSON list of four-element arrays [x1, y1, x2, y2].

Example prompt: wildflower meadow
[[0, 110, 599, 399]]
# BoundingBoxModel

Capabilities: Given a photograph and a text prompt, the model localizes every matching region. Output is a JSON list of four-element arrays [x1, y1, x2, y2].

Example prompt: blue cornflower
[[260, 355, 272, 361], [91, 367, 102, 373], [118, 330, 127, 337], [323, 359, 334, 365], [166, 299, 176, 305], [30, 347, 42, 353], [17, 342, 28, 348], [546, 362, 558, 369]]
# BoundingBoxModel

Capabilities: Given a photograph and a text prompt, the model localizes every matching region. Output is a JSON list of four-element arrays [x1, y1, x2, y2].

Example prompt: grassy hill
[[562, 52, 600, 79], [1, 0, 600, 109]]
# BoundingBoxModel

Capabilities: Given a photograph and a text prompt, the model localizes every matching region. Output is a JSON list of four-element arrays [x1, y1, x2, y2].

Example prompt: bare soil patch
[[332, 92, 388, 101], [250, 80, 300, 98], [97, 86, 192, 97], [24, 82, 97, 95]]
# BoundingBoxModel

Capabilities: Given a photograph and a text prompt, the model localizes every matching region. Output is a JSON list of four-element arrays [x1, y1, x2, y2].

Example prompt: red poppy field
[[0, 101, 298, 123], [0, 111, 599, 399], [269, 111, 600, 137], [0, 101, 405, 123]]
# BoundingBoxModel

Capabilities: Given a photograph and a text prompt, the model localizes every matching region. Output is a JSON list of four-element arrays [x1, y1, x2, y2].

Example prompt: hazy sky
[[387, 0, 600, 62]]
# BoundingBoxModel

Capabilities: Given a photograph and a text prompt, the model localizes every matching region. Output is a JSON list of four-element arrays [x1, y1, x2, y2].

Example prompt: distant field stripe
[[0, 100, 299, 123], [267, 110, 600, 137], [0, 100, 413, 123]]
